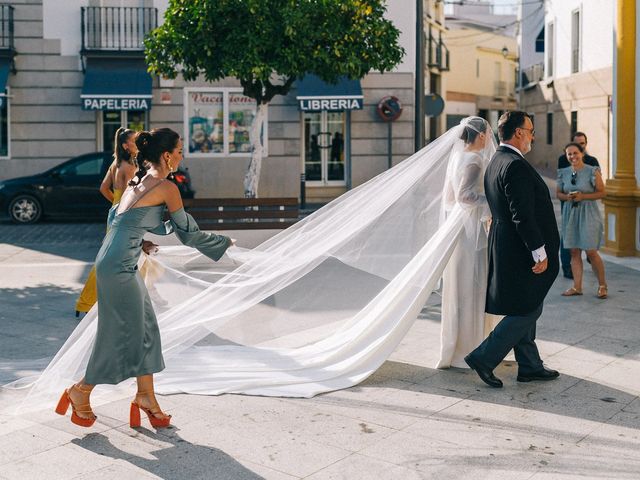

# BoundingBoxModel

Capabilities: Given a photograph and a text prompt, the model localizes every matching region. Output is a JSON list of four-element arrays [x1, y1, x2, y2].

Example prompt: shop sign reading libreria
[[298, 97, 363, 111], [82, 97, 151, 111]]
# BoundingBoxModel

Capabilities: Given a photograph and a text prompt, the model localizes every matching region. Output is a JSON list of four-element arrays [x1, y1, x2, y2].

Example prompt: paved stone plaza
[[0, 215, 639, 479]]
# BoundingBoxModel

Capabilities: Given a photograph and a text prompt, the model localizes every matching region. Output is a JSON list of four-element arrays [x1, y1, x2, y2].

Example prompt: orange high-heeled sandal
[[55, 384, 96, 427], [129, 390, 171, 429]]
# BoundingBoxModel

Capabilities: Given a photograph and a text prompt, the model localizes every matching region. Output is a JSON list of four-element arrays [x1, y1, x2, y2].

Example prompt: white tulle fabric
[[4, 118, 495, 413]]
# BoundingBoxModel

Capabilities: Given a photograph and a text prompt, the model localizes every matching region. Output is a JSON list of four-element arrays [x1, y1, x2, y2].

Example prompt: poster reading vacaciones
[[186, 89, 257, 156]]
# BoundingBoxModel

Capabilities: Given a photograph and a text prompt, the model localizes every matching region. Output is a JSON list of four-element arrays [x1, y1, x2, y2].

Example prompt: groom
[[465, 111, 560, 388]]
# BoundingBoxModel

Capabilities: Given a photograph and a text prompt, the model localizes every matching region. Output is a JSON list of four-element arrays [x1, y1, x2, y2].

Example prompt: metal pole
[[300, 173, 306, 209], [415, 0, 425, 151], [388, 121, 392, 169], [345, 110, 352, 190]]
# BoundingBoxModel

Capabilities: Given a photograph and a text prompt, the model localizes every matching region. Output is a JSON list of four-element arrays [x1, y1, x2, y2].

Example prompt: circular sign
[[376, 96, 403, 122], [425, 93, 445, 117]]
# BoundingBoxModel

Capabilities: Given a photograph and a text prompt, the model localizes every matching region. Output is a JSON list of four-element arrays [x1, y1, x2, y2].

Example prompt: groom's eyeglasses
[[518, 127, 535, 136]]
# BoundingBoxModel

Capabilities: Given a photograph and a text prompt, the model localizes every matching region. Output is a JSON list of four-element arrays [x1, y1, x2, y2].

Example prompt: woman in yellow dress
[[75, 128, 139, 316]]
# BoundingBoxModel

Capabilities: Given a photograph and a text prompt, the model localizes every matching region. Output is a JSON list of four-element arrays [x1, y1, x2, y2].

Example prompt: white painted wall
[[43, 0, 85, 57], [518, 0, 544, 70], [385, 0, 415, 73], [546, 0, 613, 79]]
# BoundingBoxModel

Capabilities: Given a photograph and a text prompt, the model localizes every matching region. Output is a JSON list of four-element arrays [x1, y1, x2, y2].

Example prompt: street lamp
[[501, 46, 509, 58]]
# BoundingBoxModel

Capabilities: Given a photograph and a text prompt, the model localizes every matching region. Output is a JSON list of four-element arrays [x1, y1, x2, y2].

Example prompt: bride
[[437, 117, 496, 369], [3, 117, 497, 414]]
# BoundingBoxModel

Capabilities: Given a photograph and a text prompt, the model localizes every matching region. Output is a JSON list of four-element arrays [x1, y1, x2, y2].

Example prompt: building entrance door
[[303, 111, 346, 186]]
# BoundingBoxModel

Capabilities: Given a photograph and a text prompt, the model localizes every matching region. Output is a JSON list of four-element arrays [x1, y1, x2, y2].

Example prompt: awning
[[296, 74, 363, 111], [0, 57, 10, 107], [81, 57, 152, 111]]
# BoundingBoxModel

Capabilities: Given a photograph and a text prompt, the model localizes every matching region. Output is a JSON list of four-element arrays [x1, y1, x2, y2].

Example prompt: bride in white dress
[[4, 117, 498, 414], [437, 117, 496, 369]]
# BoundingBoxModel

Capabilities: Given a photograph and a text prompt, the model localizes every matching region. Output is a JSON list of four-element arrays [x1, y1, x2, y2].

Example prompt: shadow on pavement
[[72, 427, 265, 480]]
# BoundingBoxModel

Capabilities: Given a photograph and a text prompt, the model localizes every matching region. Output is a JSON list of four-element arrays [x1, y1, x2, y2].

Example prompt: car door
[[49, 153, 110, 218]]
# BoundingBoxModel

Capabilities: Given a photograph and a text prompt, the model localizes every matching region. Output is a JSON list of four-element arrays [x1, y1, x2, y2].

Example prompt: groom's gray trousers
[[467, 303, 544, 375]]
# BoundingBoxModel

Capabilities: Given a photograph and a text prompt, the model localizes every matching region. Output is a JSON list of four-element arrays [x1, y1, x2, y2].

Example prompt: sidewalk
[[1, 204, 639, 479]]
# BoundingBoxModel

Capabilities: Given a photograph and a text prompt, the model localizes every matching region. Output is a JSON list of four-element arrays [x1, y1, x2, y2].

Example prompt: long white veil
[[3, 117, 497, 413]]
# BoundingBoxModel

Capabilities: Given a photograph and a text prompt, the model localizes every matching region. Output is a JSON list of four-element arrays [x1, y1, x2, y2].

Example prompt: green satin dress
[[84, 203, 230, 385]]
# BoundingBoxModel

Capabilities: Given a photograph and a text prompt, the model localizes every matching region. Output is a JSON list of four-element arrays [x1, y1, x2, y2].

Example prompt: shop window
[[100, 110, 148, 152], [303, 111, 346, 185], [0, 89, 9, 158], [185, 88, 267, 157]]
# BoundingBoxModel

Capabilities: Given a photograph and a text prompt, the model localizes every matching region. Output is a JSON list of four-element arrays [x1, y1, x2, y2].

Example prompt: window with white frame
[[0, 88, 10, 158], [546, 21, 554, 77], [571, 9, 581, 74], [184, 88, 267, 157]]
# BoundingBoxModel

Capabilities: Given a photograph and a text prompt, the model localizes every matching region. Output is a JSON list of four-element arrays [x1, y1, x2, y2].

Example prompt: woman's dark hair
[[129, 128, 181, 186], [497, 111, 532, 142], [460, 118, 487, 145], [113, 128, 135, 167], [565, 142, 585, 154]]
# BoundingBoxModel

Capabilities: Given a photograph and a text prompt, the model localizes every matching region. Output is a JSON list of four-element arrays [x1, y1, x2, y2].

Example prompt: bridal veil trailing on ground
[[3, 117, 496, 413]]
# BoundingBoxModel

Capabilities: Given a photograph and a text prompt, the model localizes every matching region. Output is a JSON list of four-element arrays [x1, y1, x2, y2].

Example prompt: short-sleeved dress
[[557, 165, 604, 250]]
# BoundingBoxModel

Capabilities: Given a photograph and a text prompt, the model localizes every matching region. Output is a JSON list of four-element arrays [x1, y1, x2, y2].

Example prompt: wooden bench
[[181, 197, 299, 230]]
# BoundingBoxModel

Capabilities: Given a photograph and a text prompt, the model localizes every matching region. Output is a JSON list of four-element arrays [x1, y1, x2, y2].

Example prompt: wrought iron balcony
[[0, 5, 15, 54], [427, 29, 449, 72], [520, 62, 544, 87], [494, 80, 508, 98], [81, 7, 157, 53]]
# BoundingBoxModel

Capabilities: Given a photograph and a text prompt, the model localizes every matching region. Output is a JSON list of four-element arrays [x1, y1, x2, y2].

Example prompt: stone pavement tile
[[69, 427, 268, 480], [529, 473, 619, 480], [235, 458, 300, 480], [560, 379, 637, 407], [586, 362, 640, 396], [544, 355, 608, 379], [0, 428, 60, 467], [360, 360, 439, 386], [621, 397, 640, 413], [430, 398, 597, 441], [305, 452, 428, 480], [356, 429, 536, 480], [301, 392, 422, 431], [0, 442, 113, 480], [0, 414, 36, 436], [73, 461, 160, 480], [168, 415, 352, 478]]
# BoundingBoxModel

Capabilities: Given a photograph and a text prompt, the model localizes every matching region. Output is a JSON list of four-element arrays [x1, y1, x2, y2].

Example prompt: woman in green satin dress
[[55, 128, 232, 428]]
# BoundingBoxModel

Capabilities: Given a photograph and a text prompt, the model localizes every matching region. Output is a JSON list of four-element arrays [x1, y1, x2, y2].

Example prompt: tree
[[145, 0, 404, 197]]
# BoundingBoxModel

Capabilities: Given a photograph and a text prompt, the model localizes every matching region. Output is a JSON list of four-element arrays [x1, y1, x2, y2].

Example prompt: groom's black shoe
[[517, 367, 560, 382], [464, 355, 503, 388]]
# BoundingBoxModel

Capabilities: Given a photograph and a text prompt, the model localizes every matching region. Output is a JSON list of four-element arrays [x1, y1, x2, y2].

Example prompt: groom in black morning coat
[[465, 111, 560, 388]]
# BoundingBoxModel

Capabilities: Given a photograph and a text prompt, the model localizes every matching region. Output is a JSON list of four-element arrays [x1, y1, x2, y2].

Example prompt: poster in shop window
[[186, 90, 256, 155]]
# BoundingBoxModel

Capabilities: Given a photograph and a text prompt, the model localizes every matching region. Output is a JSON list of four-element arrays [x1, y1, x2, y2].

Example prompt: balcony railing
[[81, 7, 157, 52], [0, 5, 15, 51], [520, 62, 544, 87], [427, 29, 449, 72]]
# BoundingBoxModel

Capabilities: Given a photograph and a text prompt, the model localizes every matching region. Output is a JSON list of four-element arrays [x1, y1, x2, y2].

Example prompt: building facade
[[1, 0, 421, 204], [518, 0, 613, 178], [445, 1, 518, 131]]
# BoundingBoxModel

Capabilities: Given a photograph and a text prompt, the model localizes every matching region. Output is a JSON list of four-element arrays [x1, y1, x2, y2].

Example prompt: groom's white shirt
[[499, 142, 548, 263]]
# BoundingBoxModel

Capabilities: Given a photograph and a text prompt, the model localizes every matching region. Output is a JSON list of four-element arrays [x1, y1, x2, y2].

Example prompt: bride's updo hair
[[460, 117, 487, 145], [129, 128, 180, 186]]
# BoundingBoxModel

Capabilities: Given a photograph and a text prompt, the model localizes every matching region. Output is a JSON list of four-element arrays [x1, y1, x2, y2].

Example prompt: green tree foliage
[[145, 0, 405, 196]]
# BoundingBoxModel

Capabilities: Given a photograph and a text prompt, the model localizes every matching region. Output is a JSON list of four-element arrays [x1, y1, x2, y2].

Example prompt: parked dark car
[[0, 151, 195, 224]]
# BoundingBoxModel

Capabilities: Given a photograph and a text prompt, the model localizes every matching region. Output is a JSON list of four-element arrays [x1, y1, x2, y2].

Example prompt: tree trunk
[[243, 102, 267, 198]]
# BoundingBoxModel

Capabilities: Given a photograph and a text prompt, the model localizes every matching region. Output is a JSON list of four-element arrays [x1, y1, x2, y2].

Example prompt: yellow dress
[[75, 189, 123, 315]]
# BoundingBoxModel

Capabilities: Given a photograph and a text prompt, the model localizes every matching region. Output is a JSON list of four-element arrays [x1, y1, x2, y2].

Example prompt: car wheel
[[9, 194, 42, 224]]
